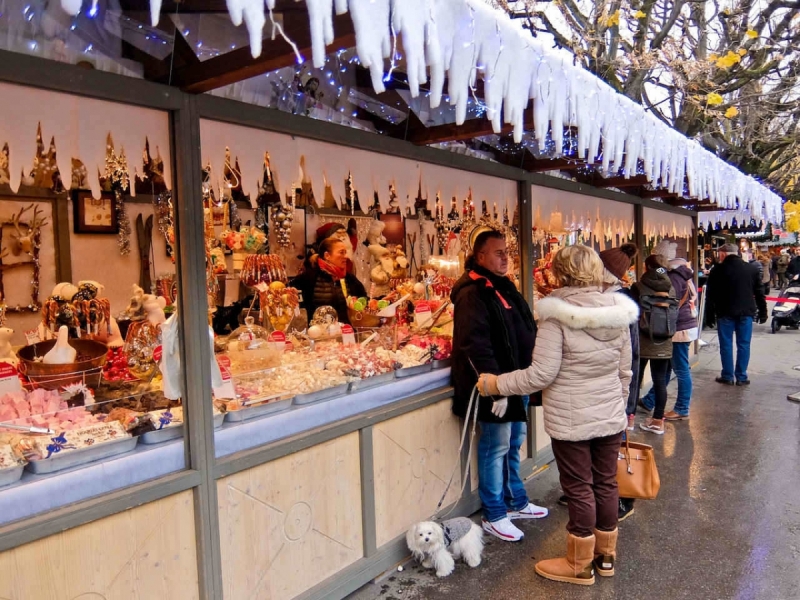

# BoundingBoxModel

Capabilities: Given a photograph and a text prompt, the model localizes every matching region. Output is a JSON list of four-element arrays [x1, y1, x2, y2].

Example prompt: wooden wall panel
[[217, 433, 363, 600], [0, 491, 199, 600], [373, 400, 462, 547]]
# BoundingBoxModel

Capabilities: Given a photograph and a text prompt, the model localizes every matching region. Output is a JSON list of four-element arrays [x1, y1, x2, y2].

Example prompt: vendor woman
[[292, 237, 366, 325]]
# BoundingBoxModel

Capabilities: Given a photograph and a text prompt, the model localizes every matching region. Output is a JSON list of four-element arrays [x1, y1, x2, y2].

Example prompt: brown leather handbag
[[617, 435, 660, 500]]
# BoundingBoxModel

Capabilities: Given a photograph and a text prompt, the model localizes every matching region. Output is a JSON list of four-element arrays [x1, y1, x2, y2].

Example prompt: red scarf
[[319, 258, 346, 280]]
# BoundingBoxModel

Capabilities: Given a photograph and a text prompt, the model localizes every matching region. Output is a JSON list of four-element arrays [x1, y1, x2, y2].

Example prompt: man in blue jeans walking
[[707, 244, 767, 386], [451, 230, 549, 542]]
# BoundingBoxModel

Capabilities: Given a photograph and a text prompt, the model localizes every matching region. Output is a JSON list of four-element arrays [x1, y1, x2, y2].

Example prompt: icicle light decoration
[[137, 0, 783, 222]]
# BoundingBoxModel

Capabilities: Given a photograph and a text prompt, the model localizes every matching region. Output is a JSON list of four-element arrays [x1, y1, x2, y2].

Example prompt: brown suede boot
[[593, 528, 618, 577], [534, 533, 596, 586]]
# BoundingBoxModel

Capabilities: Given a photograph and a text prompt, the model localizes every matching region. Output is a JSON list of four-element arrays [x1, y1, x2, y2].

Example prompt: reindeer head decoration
[[10, 204, 48, 256]]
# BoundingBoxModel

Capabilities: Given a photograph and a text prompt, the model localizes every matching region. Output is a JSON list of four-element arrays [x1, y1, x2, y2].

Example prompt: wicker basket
[[16, 339, 108, 390]]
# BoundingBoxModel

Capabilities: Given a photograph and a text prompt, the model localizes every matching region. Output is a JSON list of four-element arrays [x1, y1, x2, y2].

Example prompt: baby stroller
[[771, 278, 800, 333]]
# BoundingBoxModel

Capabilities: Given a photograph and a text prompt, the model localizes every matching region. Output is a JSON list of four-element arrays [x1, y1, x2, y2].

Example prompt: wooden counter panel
[[217, 432, 363, 600], [0, 490, 199, 600], [372, 400, 462, 547]]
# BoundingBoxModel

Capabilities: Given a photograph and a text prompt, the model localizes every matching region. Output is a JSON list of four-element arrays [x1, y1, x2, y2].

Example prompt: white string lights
[[130, 0, 781, 221]]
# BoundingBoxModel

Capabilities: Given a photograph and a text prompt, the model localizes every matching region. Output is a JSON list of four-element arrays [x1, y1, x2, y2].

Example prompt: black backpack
[[639, 291, 679, 343]]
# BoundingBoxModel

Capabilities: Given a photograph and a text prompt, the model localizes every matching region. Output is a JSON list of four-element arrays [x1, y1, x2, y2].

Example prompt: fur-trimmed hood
[[537, 286, 639, 341]]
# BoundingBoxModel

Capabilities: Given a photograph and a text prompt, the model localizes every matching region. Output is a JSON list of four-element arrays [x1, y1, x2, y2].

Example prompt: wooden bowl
[[16, 339, 108, 390], [347, 309, 383, 329]]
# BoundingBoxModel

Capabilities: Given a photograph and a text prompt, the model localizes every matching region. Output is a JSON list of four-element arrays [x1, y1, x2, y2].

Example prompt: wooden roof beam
[[168, 13, 356, 92]]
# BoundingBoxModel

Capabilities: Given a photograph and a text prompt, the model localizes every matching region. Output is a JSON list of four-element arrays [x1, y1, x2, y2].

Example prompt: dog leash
[[431, 384, 480, 521]]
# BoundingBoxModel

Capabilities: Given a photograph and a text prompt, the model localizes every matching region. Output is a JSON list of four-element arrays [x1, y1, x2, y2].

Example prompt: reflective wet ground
[[349, 320, 800, 600]]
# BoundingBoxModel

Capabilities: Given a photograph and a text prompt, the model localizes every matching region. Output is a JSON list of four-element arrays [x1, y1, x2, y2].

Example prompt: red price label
[[153, 345, 163, 363], [0, 362, 17, 378], [341, 324, 354, 335], [216, 355, 232, 381], [415, 301, 431, 313], [268, 331, 287, 343]]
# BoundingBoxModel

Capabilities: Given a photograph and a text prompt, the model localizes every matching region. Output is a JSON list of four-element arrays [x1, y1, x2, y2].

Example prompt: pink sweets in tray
[[0, 389, 102, 431]]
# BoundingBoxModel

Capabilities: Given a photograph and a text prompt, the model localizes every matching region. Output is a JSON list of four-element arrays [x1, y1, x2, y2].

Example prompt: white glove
[[491, 397, 508, 418]]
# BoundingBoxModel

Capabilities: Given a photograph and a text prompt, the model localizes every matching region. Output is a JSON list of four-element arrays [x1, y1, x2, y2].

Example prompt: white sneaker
[[508, 502, 549, 520], [482, 517, 524, 542]]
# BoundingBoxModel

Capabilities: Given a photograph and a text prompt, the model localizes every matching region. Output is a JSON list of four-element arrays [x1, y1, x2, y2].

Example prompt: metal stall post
[[634, 203, 646, 278], [517, 181, 538, 468], [172, 95, 224, 600]]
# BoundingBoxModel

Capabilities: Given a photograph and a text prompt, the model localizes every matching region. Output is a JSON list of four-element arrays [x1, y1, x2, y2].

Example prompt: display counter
[[0, 368, 451, 525]]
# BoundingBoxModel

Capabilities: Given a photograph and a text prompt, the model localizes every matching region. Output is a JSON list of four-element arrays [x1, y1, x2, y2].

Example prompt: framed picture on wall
[[72, 189, 118, 234], [379, 212, 405, 246]]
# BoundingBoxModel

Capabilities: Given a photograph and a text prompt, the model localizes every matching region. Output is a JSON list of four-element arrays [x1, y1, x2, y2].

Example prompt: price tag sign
[[268, 331, 286, 353], [153, 345, 163, 364], [212, 355, 235, 399], [24, 328, 41, 345], [0, 362, 22, 395], [216, 355, 232, 381], [341, 324, 356, 345], [414, 301, 432, 328]]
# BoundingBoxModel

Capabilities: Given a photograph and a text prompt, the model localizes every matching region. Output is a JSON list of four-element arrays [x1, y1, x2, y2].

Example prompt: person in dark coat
[[707, 243, 767, 385], [787, 248, 800, 281], [291, 237, 366, 325], [451, 229, 547, 542]]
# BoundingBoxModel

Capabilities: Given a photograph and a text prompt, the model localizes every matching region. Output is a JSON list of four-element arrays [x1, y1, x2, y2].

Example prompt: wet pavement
[[348, 319, 800, 600]]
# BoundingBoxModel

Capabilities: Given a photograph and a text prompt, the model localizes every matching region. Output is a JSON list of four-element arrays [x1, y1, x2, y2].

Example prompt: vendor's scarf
[[318, 258, 346, 280]]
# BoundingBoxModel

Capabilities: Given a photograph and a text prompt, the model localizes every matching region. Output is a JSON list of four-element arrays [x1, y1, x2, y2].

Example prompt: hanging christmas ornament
[[103, 134, 131, 256], [271, 183, 296, 248]]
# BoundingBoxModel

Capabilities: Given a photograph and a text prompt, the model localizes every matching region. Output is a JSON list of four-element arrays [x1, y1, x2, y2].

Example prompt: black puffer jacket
[[450, 265, 537, 423], [291, 267, 366, 325]]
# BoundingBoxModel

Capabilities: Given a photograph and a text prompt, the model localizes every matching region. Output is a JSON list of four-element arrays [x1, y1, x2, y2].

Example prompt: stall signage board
[[341, 324, 356, 345], [0, 363, 22, 395]]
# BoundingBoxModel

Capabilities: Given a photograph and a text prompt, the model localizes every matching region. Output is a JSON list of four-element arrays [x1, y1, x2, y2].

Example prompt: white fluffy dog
[[406, 518, 484, 577]]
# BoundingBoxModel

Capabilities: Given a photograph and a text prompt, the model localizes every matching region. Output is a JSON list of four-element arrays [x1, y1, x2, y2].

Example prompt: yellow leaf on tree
[[738, 48, 747, 56], [725, 106, 739, 118], [633, 10, 646, 18], [605, 10, 621, 26], [707, 93, 724, 106], [785, 201, 800, 233], [716, 51, 742, 68], [746, 29, 758, 39], [709, 53, 719, 62]]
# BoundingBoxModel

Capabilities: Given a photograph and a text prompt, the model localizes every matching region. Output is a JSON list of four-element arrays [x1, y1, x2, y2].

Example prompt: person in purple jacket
[[640, 244, 698, 420]]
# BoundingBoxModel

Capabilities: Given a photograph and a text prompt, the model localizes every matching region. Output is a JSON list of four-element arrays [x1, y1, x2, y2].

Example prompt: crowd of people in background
[[453, 231, 777, 586]]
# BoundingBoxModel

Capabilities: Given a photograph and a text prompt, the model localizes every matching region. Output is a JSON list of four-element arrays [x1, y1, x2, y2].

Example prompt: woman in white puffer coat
[[478, 245, 639, 587]]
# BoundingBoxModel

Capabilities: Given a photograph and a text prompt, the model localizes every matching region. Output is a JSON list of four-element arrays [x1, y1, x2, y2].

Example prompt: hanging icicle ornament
[[153, 191, 175, 257], [103, 134, 132, 256]]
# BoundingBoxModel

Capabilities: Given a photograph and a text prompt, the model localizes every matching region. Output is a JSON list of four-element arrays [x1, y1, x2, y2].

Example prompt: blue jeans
[[641, 342, 693, 415], [717, 316, 753, 382], [477, 398, 529, 523]]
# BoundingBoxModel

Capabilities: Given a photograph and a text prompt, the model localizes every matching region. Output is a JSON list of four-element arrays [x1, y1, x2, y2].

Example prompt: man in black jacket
[[707, 243, 768, 386], [451, 230, 548, 542], [786, 248, 800, 281]]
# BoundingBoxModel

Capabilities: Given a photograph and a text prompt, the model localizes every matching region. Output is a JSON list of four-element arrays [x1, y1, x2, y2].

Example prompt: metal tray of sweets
[[224, 396, 294, 422], [25, 436, 138, 475], [431, 358, 452, 370], [348, 371, 396, 393], [140, 412, 225, 445], [0, 465, 24, 488], [293, 382, 350, 406], [395, 363, 433, 378]]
